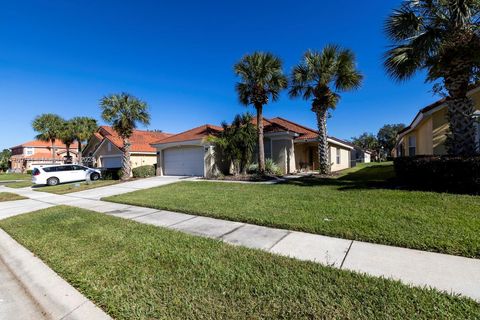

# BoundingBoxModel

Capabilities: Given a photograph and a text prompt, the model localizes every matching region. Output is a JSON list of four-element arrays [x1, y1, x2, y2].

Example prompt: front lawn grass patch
[[105, 164, 480, 258], [0, 206, 478, 319], [0, 192, 26, 202], [34, 180, 119, 195], [0, 173, 30, 181]]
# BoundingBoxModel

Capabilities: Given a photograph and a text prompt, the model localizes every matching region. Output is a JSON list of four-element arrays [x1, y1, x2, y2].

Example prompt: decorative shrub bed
[[132, 165, 155, 178], [394, 156, 480, 193]]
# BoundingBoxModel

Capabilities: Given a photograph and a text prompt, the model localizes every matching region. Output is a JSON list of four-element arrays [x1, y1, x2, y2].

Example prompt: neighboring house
[[151, 117, 354, 177], [9, 140, 78, 172], [352, 146, 372, 164], [82, 126, 173, 169], [394, 85, 480, 157]]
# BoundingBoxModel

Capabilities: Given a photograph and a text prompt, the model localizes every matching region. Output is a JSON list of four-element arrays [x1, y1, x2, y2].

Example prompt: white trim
[[99, 154, 122, 159], [152, 139, 205, 150], [130, 152, 157, 155]]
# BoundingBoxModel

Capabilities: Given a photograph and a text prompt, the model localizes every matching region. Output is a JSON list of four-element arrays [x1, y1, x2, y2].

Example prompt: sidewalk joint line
[[59, 300, 87, 320], [340, 240, 354, 269], [218, 224, 246, 239], [167, 216, 198, 227], [267, 231, 291, 251]]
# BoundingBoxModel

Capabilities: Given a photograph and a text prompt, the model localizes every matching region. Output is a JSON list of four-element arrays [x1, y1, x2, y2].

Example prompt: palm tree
[[100, 93, 150, 179], [234, 52, 288, 174], [384, 0, 480, 156], [70, 117, 98, 164], [32, 114, 65, 164], [290, 46, 363, 174], [58, 120, 76, 163]]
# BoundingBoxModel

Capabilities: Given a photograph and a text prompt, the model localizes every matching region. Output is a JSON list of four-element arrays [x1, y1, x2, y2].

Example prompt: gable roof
[[11, 140, 78, 150], [397, 83, 480, 139], [152, 124, 223, 145], [151, 117, 352, 149], [98, 126, 173, 152]]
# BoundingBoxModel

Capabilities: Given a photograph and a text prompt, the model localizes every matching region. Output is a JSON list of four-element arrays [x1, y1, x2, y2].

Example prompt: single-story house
[[9, 140, 78, 172], [82, 126, 173, 169], [352, 146, 372, 164], [151, 117, 354, 177], [394, 85, 480, 157]]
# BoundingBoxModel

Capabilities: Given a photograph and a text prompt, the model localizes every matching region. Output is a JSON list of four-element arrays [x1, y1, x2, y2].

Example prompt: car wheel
[[90, 173, 100, 181], [47, 177, 59, 186]]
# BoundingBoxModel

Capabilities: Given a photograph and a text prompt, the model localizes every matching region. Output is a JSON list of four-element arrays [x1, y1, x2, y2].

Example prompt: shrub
[[394, 156, 480, 194], [132, 165, 155, 178], [26, 170, 32, 174], [100, 168, 122, 180], [247, 159, 283, 176]]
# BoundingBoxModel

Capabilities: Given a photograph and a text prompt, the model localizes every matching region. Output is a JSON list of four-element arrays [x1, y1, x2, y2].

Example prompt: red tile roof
[[98, 126, 173, 152], [10, 152, 69, 160], [11, 140, 79, 149], [153, 124, 223, 144]]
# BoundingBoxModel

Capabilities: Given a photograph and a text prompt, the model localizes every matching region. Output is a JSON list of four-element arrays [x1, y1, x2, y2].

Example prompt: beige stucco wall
[[272, 139, 295, 174], [294, 143, 318, 171], [130, 154, 157, 168], [329, 145, 351, 172], [416, 118, 433, 155]]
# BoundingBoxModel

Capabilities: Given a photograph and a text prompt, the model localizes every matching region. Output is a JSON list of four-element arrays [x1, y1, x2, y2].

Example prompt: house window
[[336, 147, 341, 164], [24, 148, 34, 156], [408, 136, 416, 156], [474, 112, 480, 152]]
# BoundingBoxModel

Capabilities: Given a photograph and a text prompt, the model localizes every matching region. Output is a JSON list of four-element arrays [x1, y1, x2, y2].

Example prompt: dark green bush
[[100, 168, 122, 180], [132, 165, 155, 178], [394, 156, 480, 194], [26, 170, 32, 174]]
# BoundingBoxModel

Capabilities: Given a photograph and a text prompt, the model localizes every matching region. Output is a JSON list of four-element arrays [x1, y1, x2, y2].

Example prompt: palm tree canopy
[[234, 52, 288, 107], [70, 116, 98, 142], [32, 113, 65, 142], [100, 93, 150, 140], [384, 0, 480, 82], [58, 120, 77, 146], [289, 45, 363, 110]]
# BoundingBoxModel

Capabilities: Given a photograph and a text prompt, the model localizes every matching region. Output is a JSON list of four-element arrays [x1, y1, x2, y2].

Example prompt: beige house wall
[[271, 139, 295, 174], [130, 154, 157, 168], [416, 118, 433, 155], [329, 146, 350, 172]]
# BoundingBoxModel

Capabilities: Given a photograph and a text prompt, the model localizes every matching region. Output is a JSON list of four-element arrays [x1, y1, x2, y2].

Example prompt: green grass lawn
[[105, 164, 480, 258], [0, 206, 478, 319], [0, 192, 26, 202], [34, 180, 119, 195], [0, 173, 32, 188]]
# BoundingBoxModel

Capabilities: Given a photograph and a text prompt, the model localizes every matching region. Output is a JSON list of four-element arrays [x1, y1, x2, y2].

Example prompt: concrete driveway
[[51, 175, 188, 200]]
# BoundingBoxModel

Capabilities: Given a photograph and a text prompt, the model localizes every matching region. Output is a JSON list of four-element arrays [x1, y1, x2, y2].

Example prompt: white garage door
[[164, 147, 204, 176], [102, 156, 122, 168]]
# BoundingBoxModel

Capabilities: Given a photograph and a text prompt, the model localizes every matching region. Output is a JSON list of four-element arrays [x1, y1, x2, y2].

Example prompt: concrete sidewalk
[[1, 184, 480, 303]]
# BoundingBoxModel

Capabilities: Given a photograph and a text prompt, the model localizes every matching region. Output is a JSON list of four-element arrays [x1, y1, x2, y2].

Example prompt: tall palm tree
[[234, 52, 288, 174], [58, 120, 76, 163], [290, 46, 363, 174], [100, 93, 150, 179], [70, 116, 98, 164], [384, 0, 480, 156], [32, 114, 65, 164]]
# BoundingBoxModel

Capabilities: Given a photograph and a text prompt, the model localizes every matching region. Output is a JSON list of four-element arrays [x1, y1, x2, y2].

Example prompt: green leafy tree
[[209, 113, 257, 175], [0, 149, 11, 172], [384, 0, 480, 155], [290, 45, 363, 174], [70, 117, 98, 163], [351, 132, 379, 150], [100, 93, 150, 179], [377, 123, 406, 155], [32, 114, 65, 164], [234, 52, 288, 174]]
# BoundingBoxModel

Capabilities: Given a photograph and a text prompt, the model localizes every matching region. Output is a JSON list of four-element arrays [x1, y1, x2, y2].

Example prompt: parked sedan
[[32, 165, 101, 186]]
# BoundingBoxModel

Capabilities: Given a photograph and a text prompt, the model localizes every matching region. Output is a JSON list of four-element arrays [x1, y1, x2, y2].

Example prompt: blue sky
[[0, 0, 438, 149]]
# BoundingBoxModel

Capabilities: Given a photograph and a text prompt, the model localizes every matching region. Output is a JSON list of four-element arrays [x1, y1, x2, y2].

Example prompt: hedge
[[394, 156, 480, 194], [132, 165, 156, 178]]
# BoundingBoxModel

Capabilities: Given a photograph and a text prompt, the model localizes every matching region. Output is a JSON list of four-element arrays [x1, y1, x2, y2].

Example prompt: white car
[[32, 165, 102, 186]]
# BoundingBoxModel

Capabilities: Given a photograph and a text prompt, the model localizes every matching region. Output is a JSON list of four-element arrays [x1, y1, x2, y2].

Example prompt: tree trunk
[[315, 107, 330, 174], [122, 138, 132, 180], [444, 64, 477, 156], [255, 104, 265, 174], [77, 141, 82, 165], [51, 139, 56, 164]]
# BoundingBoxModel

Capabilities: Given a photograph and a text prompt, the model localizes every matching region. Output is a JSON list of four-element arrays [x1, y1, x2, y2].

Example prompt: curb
[[0, 228, 111, 320]]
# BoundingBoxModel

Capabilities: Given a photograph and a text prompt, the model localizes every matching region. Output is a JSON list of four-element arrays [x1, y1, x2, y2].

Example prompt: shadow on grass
[[283, 164, 478, 195]]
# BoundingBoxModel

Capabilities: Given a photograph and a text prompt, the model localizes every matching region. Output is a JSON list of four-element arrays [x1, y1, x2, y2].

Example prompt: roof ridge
[[270, 116, 318, 133]]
